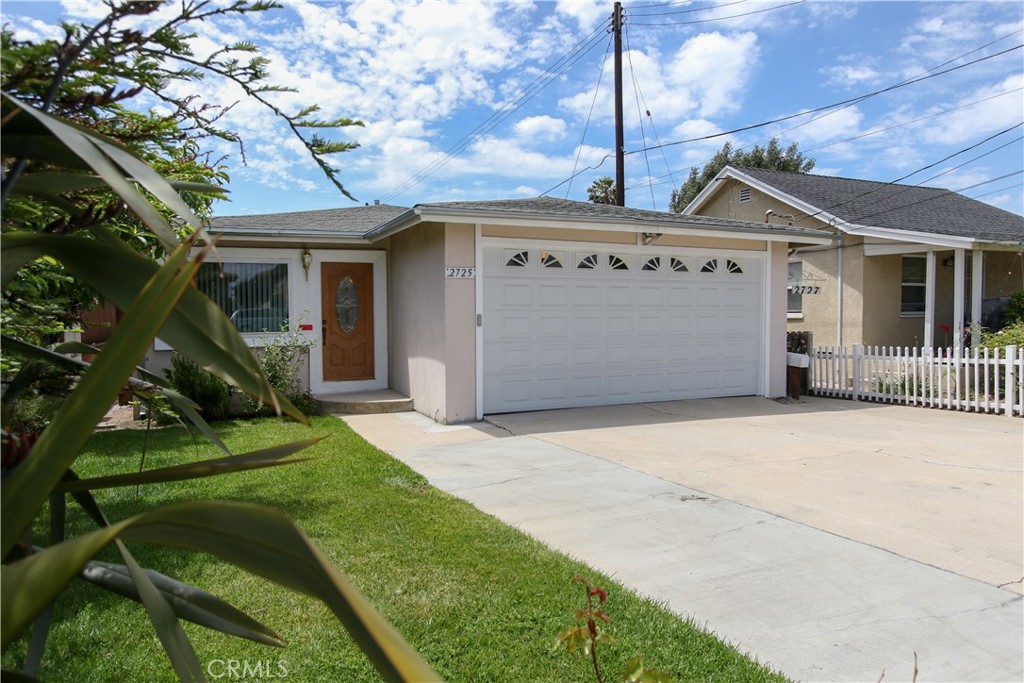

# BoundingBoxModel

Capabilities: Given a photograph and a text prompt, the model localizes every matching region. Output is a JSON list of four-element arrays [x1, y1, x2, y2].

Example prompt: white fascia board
[[212, 229, 372, 244], [684, 167, 848, 231], [414, 207, 833, 245], [853, 224, 975, 250]]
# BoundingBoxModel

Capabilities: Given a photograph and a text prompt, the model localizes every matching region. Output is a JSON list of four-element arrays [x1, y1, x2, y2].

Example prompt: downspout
[[835, 227, 844, 348]]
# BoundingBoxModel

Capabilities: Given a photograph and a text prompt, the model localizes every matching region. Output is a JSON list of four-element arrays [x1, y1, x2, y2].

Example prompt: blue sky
[[5, 0, 1023, 218]]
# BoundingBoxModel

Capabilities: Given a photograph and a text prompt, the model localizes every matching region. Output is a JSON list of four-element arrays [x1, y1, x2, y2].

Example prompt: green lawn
[[4, 416, 787, 682]]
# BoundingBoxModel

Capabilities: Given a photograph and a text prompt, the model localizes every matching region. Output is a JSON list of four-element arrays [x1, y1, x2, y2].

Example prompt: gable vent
[[738, 187, 752, 203]]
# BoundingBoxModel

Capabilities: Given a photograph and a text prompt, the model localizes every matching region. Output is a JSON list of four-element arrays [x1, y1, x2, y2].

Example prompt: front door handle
[[322, 319, 327, 344]]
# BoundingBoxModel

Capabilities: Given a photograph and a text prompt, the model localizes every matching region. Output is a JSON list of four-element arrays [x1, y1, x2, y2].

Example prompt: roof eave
[[415, 204, 834, 244]]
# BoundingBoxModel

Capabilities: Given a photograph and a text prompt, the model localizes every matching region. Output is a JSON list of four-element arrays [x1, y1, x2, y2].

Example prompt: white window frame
[[900, 254, 927, 317], [787, 259, 803, 319]]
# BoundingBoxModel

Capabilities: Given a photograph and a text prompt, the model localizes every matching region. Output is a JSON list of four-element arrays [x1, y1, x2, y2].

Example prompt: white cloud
[[667, 31, 759, 117], [918, 73, 1024, 145], [820, 64, 882, 89], [514, 115, 568, 141], [554, 0, 608, 32]]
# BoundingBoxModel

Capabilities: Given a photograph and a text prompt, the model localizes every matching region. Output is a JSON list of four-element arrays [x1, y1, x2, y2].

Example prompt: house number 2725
[[444, 267, 476, 278]]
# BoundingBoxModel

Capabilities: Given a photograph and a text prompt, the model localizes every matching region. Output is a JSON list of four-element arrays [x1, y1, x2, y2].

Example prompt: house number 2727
[[444, 267, 476, 278]]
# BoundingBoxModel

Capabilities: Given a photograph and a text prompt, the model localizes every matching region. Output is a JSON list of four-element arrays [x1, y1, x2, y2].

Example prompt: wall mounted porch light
[[302, 248, 312, 280], [641, 232, 662, 245]]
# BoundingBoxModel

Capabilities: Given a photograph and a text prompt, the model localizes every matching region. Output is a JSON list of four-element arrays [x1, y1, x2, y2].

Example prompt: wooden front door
[[321, 262, 374, 381]]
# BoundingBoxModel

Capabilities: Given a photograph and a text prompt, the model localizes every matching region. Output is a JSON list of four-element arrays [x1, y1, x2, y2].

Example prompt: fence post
[[1006, 345, 1018, 418], [852, 344, 863, 402]]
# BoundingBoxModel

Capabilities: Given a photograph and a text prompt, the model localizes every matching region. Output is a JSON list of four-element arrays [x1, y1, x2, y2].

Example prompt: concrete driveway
[[344, 397, 1024, 682]]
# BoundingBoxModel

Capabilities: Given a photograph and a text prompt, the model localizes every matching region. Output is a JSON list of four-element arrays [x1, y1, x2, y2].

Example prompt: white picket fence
[[809, 344, 1023, 417]]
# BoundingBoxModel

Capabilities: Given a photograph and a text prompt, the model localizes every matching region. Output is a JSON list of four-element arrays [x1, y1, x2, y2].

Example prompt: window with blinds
[[196, 262, 289, 333]]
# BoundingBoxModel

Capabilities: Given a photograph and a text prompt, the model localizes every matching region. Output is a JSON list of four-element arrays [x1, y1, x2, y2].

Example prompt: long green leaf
[[115, 539, 204, 682], [80, 560, 284, 647], [0, 241, 200, 558], [1, 232, 301, 422], [1, 501, 440, 682], [2, 94, 181, 252], [55, 438, 319, 492]]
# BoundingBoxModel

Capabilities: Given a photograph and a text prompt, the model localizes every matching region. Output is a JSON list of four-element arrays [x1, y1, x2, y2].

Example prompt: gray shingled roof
[[210, 203, 410, 236], [732, 167, 1023, 242], [209, 195, 830, 242], [417, 196, 828, 239]]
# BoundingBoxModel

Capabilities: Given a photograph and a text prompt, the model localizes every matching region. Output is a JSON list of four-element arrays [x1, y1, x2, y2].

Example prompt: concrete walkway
[[344, 398, 1023, 682]]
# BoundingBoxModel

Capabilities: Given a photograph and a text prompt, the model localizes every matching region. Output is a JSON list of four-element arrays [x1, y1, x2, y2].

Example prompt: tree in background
[[1, 0, 362, 349], [587, 176, 617, 205], [669, 138, 815, 213], [1, 2, 435, 680]]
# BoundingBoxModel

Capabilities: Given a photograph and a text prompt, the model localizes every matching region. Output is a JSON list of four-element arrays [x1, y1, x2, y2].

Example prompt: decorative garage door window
[[540, 251, 564, 268], [505, 250, 529, 267], [501, 248, 744, 276]]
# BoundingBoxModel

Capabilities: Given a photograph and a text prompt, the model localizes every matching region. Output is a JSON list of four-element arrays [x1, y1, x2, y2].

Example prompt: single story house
[[150, 197, 832, 423], [684, 166, 1024, 350]]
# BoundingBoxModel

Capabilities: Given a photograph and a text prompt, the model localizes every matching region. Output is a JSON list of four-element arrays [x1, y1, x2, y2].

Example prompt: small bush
[[242, 328, 317, 417], [1003, 290, 1024, 327], [979, 320, 1024, 349], [165, 353, 232, 421]]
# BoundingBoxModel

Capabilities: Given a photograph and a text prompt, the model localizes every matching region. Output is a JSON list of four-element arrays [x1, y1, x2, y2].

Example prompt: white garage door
[[482, 243, 763, 413]]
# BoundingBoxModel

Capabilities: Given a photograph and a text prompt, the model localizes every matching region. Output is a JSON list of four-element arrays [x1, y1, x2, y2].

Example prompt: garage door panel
[[574, 285, 603, 306], [538, 285, 566, 306], [502, 283, 532, 306], [483, 245, 762, 413]]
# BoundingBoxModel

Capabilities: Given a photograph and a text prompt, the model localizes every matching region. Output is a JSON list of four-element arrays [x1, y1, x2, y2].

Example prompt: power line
[[626, 0, 748, 17], [631, 87, 1024, 191], [793, 124, 1023, 224], [378, 21, 610, 203], [844, 170, 1022, 226], [624, 43, 1023, 156], [628, 0, 804, 26], [566, 35, 614, 199], [735, 27, 1024, 160], [624, 24, 658, 209]]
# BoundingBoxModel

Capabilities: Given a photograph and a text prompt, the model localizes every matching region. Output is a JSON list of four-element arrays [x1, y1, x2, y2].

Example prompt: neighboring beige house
[[685, 166, 1024, 351], [145, 197, 831, 423]]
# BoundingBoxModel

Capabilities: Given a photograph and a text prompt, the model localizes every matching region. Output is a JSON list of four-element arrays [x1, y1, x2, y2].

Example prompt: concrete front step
[[316, 389, 413, 415]]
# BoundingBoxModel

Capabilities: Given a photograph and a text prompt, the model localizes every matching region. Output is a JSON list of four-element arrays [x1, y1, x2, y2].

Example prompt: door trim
[[309, 249, 388, 394]]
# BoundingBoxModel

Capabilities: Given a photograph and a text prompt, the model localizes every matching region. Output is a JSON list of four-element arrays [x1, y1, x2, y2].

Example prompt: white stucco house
[[154, 197, 832, 423]]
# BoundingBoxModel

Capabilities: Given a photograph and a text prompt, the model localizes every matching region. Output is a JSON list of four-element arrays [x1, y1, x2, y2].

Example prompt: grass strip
[[3, 416, 786, 682]]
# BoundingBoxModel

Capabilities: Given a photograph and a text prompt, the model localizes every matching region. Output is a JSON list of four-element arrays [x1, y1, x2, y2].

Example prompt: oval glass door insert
[[335, 276, 359, 334]]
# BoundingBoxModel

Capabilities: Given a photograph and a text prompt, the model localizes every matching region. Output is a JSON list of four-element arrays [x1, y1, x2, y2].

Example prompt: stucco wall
[[443, 222, 478, 423], [388, 222, 447, 420]]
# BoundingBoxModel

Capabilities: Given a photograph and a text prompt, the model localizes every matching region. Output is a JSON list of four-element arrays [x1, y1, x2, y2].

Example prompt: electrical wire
[[624, 44, 1022, 156], [733, 27, 1024, 160], [628, 0, 804, 26], [566, 35, 614, 199], [623, 24, 658, 209], [626, 0, 748, 17], [792, 124, 1023, 224], [631, 87, 1024, 191], [378, 21, 610, 203], [844, 170, 1022, 226]]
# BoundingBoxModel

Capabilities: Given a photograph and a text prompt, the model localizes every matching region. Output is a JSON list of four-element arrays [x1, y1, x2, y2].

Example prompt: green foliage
[[669, 138, 815, 213], [1, 0, 361, 344], [557, 577, 673, 683], [243, 328, 317, 417], [588, 176, 617, 205], [166, 353, 232, 422], [1002, 290, 1024, 327], [4, 418, 783, 682], [979, 320, 1024, 348], [0, 13, 433, 677]]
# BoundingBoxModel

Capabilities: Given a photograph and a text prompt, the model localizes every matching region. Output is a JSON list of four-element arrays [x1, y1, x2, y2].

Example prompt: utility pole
[[612, 1, 625, 206]]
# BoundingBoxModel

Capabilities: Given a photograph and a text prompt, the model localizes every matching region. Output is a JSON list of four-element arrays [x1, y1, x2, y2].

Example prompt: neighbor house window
[[787, 261, 803, 316], [900, 255, 926, 315], [196, 262, 289, 333]]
